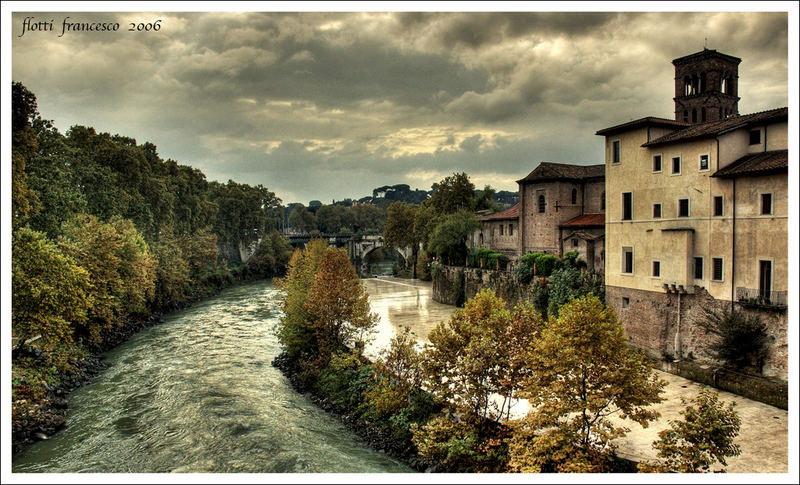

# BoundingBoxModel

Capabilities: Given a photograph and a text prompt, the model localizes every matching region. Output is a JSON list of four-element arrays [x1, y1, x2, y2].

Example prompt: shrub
[[513, 261, 533, 284], [697, 308, 769, 371]]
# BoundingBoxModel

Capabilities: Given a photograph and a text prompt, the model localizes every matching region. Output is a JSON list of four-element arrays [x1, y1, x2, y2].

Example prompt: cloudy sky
[[8, 5, 792, 205]]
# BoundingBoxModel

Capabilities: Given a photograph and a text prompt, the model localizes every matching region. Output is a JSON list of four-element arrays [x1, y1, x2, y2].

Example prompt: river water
[[12, 278, 453, 474]]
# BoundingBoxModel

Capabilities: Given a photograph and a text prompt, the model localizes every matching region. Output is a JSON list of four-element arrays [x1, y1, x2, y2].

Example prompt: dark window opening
[[701, 107, 707, 123], [749, 129, 761, 145], [572, 239, 579, 247], [712, 258, 723, 281], [612, 140, 620, 163], [761, 193, 772, 215], [509, 224, 514, 236], [683, 110, 689, 122], [623, 247, 633, 274], [672, 157, 681, 174], [652, 261, 661, 277], [759, 260, 772, 301], [679, 198, 689, 217], [694, 257, 704, 280], [653, 155, 662, 172], [601, 191, 605, 210], [653, 203, 662, 218], [622, 192, 632, 221], [622, 297, 630, 308], [700, 154, 709, 171], [692, 109, 697, 123], [571, 188, 577, 205], [500, 225, 504, 236], [538, 194, 546, 213], [713, 196, 723, 216]]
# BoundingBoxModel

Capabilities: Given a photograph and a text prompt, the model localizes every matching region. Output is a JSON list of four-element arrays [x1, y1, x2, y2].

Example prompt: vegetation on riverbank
[[273, 240, 741, 473], [11, 81, 292, 451]]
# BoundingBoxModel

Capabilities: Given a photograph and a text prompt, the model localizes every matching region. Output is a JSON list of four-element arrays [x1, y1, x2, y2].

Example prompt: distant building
[[468, 162, 605, 274], [596, 48, 788, 379]]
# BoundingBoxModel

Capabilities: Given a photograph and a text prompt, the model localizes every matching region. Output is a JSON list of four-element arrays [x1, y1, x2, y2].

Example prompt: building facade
[[597, 48, 788, 379]]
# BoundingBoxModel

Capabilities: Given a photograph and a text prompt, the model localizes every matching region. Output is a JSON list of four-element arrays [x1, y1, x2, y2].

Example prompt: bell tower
[[673, 49, 741, 124]]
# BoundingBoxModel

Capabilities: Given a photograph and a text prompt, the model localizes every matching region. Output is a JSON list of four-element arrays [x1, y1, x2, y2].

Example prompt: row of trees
[[11, 81, 293, 439], [275, 243, 741, 473], [383, 172, 500, 277], [287, 202, 386, 235]]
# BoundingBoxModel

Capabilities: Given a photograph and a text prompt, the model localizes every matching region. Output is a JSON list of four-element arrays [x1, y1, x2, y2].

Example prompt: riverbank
[[11, 273, 276, 455]]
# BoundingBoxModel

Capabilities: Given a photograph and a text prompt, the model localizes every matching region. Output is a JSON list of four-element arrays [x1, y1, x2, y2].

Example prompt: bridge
[[268, 233, 413, 275]]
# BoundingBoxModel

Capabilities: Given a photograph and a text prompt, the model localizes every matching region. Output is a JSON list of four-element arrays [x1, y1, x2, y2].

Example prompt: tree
[[364, 326, 424, 418], [58, 214, 156, 344], [11, 82, 43, 227], [697, 307, 769, 371], [288, 204, 316, 233], [428, 172, 476, 214], [426, 210, 479, 265], [421, 289, 543, 426], [639, 388, 741, 473], [547, 266, 604, 317], [150, 227, 191, 309], [509, 295, 666, 472], [12, 227, 92, 351], [275, 239, 328, 360], [384, 202, 421, 276], [304, 247, 378, 359]]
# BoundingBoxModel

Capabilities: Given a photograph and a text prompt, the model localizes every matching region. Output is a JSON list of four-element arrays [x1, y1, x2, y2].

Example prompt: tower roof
[[672, 48, 741, 66]]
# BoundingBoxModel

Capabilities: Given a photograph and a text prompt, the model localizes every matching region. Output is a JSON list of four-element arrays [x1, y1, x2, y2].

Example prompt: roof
[[595, 117, 691, 137], [516, 162, 604, 184], [672, 49, 741, 66], [560, 213, 605, 228], [480, 203, 519, 221], [712, 149, 788, 178], [642, 107, 788, 147]]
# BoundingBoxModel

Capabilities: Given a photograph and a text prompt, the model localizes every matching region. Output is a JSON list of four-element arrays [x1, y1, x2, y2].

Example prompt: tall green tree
[[384, 202, 421, 276], [288, 204, 317, 233], [426, 210, 479, 265], [427, 172, 476, 214], [11, 82, 42, 227]]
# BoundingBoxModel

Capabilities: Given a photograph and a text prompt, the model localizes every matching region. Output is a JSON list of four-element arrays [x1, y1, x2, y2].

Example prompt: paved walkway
[[612, 369, 789, 473]]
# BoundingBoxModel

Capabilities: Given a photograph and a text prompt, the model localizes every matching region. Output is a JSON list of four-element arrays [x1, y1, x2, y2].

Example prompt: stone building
[[596, 48, 788, 379], [468, 162, 606, 274]]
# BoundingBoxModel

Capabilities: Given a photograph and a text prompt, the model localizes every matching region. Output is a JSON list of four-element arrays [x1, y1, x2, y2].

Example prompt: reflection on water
[[363, 277, 456, 356]]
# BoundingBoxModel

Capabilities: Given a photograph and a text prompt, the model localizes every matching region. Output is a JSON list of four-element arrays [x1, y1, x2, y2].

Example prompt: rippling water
[[12, 280, 412, 473]]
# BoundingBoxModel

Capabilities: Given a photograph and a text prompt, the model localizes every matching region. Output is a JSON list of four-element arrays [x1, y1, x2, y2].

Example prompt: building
[[596, 48, 788, 379], [468, 162, 606, 274]]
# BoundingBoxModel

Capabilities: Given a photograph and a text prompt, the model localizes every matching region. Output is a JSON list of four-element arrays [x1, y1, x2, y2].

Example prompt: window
[[538, 194, 546, 213], [622, 247, 633, 274], [572, 239, 579, 247], [622, 192, 632, 221], [622, 297, 630, 308], [612, 140, 620, 163], [683, 110, 689, 122], [653, 203, 662, 218], [692, 109, 697, 123], [652, 261, 661, 278], [571, 188, 577, 205], [761, 193, 772, 215], [694, 257, 704, 280], [713, 196, 723, 216], [500, 225, 504, 236], [478, 233, 484, 245], [508, 224, 514, 236], [749, 129, 761, 145], [701, 107, 707, 123], [672, 156, 681, 175], [712, 258, 724, 281], [678, 198, 690, 217], [699, 154, 709, 171], [653, 154, 662, 172], [601, 191, 605, 210], [759, 260, 772, 301]]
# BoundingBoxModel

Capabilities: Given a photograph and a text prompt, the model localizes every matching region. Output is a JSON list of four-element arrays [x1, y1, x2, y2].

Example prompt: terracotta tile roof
[[560, 213, 605, 228], [642, 107, 788, 147], [595, 117, 691, 137], [480, 203, 519, 221], [516, 162, 604, 184], [712, 149, 788, 178]]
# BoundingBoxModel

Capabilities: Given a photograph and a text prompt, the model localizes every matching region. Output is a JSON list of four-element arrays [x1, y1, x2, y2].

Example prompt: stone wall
[[432, 264, 542, 308], [607, 285, 788, 381]]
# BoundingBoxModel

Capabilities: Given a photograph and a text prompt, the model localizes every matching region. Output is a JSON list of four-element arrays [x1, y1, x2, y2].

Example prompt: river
[[12, 277, 454, 473]]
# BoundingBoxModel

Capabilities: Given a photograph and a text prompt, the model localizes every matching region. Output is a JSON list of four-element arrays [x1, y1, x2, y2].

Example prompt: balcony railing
[[736, 287, 787, 309]]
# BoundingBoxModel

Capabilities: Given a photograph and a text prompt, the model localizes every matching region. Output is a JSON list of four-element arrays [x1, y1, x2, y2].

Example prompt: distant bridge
[[282, 233, 413, 275]]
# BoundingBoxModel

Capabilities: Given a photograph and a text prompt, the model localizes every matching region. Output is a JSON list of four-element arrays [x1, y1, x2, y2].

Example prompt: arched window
[[571, 188, 578, 205], [692, 109, 697, 123], [721, 77, 728, 94], [683, 110, 689, 122], [700, 72, 707, 93], [701, 107, 707, 123], [684, 76, 692, 96], [538, 194, 546, 213]]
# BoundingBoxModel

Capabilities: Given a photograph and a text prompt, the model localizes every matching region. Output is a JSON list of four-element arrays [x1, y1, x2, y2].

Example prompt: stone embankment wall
[[432, 264, 544, 308]]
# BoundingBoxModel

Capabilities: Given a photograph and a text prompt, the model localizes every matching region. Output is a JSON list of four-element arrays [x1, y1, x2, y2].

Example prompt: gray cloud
[[11, 10, 790, 204]]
